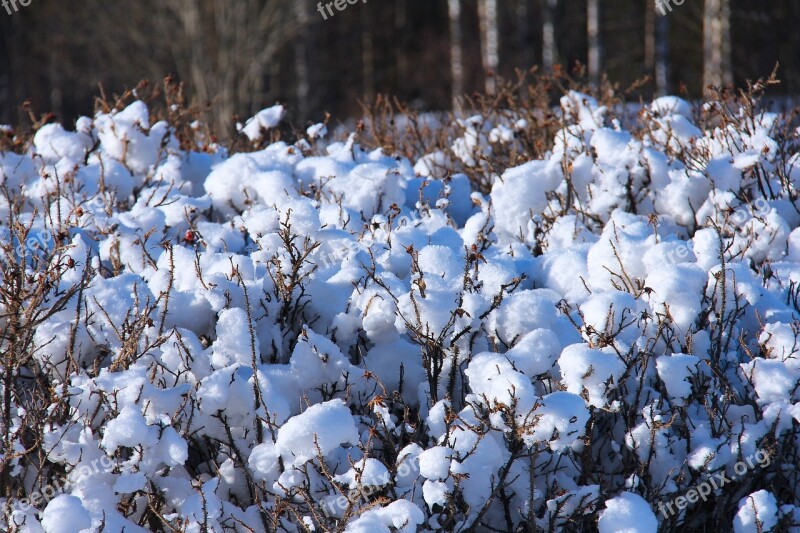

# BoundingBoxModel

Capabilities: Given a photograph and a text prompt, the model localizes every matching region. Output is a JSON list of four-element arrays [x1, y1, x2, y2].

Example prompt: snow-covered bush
[[1, 74, 799, 531]]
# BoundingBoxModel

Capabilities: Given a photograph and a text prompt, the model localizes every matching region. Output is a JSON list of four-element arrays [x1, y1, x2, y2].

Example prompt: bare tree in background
[[703, 0, 732, 88], [362, 7, 375, 103], [82, 0, 295, 136], [395, 0, 409, 96], [168, 0, 297, 133], [478, 0, 499, 94], [9, 0, 800, 129], [516, 0, 532, 69], [655, 3, 670, 96], [587, 0, 600, 84], [448, 0, 465, 110], [294, 0, 311, 122], [646, 0, 670, 95], [0, 17, 10, 123], [1, 1, 100, 124], [541, 0, 558, 72]]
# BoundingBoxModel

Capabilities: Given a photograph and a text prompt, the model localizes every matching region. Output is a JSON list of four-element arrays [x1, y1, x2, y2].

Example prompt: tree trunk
[[164, 0, 295, 136], [703, 0, 732, 88], [587, 0, 600, 84], [655, 1, 670, 95], [646, 0, 670, 95], [645, 0, 655, 72], [362, 8, 375, 103], [517, 0, 531, 69], [395, 0, 408, 97], [541, 0, 557, 72], [294, 0, 310, 122], [448, 0, 464, 110], [478, 0, 499, 94], [0, 15, 18, 124]]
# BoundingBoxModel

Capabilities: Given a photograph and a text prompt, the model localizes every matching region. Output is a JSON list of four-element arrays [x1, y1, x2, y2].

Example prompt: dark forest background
[[0, 0, 797, 137]]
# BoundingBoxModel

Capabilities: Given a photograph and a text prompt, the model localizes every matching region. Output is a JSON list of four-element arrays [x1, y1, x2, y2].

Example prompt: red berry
[[184, 230, 196, 243]]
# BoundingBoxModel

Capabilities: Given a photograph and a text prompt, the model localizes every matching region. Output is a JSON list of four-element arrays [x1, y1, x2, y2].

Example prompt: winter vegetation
[[0, 67, 799, 532]]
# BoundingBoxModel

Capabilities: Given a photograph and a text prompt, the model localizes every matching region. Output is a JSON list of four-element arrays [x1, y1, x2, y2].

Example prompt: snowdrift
[[1, 91, 799, 532]]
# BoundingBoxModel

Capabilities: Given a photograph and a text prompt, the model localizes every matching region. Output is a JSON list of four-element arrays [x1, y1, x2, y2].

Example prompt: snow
[[3, 92, 800, 531], [275, 399, 359, 466], [417, 446, 452, 481], [558, 344, 626, 409], [529, 391, 590, 450], [307, 122, 328, 140], [346, 500, 425, 532], [656, 354, 701, 401], [422, 480, 451, 509], [491, 159, 560, 239], [651, 95, 694, 118], [734, 490, 779, 533], [41, 495, 92, 533], [334, 457, 391, 489], [100, 406, 158, 453], [240, 104, 285, 141], [598, 492, 658, 533], [248, 441, 281, 482]]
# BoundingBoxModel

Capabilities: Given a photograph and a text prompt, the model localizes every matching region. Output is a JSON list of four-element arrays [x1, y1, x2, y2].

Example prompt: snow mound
[[2, 93, 799, 531]]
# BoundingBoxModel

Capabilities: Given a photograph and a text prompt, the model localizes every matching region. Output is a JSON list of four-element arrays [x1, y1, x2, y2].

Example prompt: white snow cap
[[6, 91, 800, 531], [598, 492, 658, 533], [276, 399, 358, 466], [240, 104, 285, 141], [41, 495, 92, 533], [734, 490, 779, 533]]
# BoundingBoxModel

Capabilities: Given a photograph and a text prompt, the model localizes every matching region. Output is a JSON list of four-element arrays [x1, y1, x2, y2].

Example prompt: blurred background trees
[[1, 0, 798, 136]]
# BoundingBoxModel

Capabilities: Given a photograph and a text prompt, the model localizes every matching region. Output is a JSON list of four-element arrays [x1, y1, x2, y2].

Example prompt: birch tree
[[294, 0, 311, 122], [478, 0, 499, 94], [541, 0, 558, 72], [646, 0, 670, 95], [587, 0, 600, 84], [703, 0, 732, 88], [448, 0, 464, 110]]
